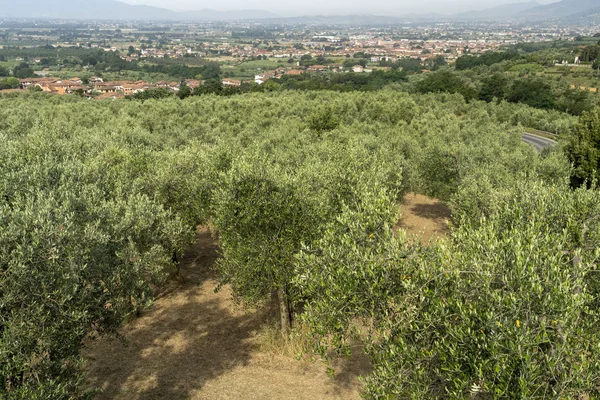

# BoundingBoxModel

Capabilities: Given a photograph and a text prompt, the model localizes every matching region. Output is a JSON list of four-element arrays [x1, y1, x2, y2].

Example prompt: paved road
[[522, 132, 557, 153]]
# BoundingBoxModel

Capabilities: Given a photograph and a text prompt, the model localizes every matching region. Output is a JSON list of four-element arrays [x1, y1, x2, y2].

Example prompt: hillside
[[451, 0, 600, 21], [453, 1, 540, 20], [520, 0, 600, 19], [0, 0, 275, 20]]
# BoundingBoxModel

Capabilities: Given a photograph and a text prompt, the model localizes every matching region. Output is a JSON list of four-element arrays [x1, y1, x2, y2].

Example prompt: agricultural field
[[539, 66, 600, 90], [1, 87, 599, 399]]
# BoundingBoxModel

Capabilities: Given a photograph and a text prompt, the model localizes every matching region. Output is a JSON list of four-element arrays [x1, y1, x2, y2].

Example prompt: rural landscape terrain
[[1, 0, 600, 398]]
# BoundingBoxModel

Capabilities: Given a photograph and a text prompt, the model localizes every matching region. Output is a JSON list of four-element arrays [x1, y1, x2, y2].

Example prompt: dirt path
[[83, 228, 365, 400], [83, 195, 449, 400], [397, 193, 451, 242]]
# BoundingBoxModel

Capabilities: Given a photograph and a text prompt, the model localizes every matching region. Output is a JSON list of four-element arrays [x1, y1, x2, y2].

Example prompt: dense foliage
[[0, 89, 597, 399], [298, 177, 600, 398], [413, 68, 596, 116], [0, 46, 220, 80], [565, 107, 600, 186], [455, 51, 522, 70]]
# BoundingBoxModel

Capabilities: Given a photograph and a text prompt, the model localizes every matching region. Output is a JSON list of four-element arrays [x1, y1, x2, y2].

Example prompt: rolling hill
[[451, 0, 600, 21], [0, 0, 275, 21], [519, 0, 600, 19], [454, 1, 541, 20]]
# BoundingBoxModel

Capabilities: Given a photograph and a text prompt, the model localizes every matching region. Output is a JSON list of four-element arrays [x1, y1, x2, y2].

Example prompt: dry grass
[[83, 195, 448, 399], [255, 319, 310, 362], [83, 228, 365, 400]]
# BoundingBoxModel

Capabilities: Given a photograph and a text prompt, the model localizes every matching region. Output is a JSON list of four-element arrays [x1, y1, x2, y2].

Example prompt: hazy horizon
[[120, 0, 560, 16]]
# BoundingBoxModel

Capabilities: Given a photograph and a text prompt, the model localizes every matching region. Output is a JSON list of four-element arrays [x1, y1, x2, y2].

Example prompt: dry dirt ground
[[397, 193, 452, 243], [83, 228, 367, 400], [83, 195, 450, 400]]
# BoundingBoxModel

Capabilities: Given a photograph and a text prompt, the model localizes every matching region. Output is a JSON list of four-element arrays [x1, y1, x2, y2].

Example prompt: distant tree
[[132, 88, 173, 100], [414, 69, 476, 100], [343, 59, 357, 68], [0, 77, 20, 89], [478, 73, 509, 103], [392, 58, 423, 74], [263, 79, 281, 92], [12, 62, 35, 79], [199, 63, 221, 80], [455, 51, 520, 70], [0, 65, 9, 77], [28, 85, 43, 93], [178, 84, 192, 99], [507, 78, 554, 110], [565, 107, 600, 187], [193, 78, 222, 95], [580, 44, 600, 63], [426, 55, 447, 71], [300, 54, 317, 66], [555, 86, 593, 116]]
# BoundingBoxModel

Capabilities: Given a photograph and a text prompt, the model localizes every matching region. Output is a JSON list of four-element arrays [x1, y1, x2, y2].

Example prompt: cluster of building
[[8, 62, 378, 97], [114, 23, 566, 66], [243, 64, 372, 86], [120, 44, 196, 61], [17, 77, 204, 98], [121, 38, 496, 65]]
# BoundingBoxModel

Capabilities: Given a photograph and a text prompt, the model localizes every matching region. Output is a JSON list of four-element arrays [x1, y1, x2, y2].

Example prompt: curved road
[[522, 132, 557, 153]]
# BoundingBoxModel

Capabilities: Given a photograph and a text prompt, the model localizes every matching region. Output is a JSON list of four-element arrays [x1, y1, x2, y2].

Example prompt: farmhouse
[[222, 79, 242, 87]]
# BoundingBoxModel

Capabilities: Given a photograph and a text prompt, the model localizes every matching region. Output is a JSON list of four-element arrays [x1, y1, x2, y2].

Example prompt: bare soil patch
[[397, 193, 452, 242], [83, 228, 365, 400]]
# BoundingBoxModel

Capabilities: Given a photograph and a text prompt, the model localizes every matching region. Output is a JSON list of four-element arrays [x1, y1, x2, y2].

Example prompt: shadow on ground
[[84, 229, 270, 399], [396, 193, 452, 243], [83, 228, 365, 400], [409, 202, 451, 220]]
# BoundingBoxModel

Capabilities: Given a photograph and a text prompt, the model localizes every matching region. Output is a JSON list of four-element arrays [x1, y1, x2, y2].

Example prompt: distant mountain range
[[454, 1, 541, 20], [0, 0, 599, 22], [519, 0, 600, 19], [453, 0, 600, 21], [0, 0, 276, 21]]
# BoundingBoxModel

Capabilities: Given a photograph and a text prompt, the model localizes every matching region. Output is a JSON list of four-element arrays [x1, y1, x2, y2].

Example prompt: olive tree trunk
[[277, 286, 291, 337]]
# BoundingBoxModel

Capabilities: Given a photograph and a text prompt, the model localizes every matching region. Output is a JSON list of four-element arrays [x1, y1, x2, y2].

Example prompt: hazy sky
[[121, 0, 559, 15]]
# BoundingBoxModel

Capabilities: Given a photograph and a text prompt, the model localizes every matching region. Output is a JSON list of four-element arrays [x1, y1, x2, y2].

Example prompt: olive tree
[[565, 106, 600, 187], [212, 157, 319, 334], [297, 179, 600, 399]]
